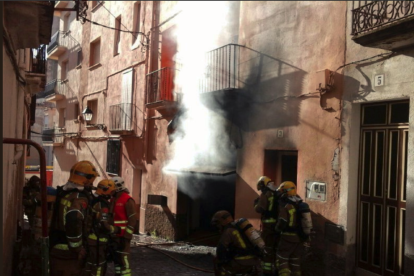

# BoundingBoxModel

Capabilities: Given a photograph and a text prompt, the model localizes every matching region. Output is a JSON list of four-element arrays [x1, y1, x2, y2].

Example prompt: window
[[58, 108, 66, 128], [132, 2, 141, 47], [61, 60, 68, 80], [106, 139, 121, 174], [90, 38, 101, 67], [114, 16, 121, 56], [44, 115, 49, 129], [77, 50, 82, 67], [74, 103, 79, 120], [86, 99, 98, 125]]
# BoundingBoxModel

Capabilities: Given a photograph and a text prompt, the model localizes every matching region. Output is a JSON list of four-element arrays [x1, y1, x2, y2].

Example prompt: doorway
[[264, 150, 298, 186], [357, 101, 409, 276]]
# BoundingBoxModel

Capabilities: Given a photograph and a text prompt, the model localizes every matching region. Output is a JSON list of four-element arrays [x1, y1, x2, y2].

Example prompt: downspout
[[3, 138, 49, 276]]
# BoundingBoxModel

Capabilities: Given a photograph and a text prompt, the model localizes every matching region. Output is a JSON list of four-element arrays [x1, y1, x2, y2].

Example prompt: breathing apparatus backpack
[[232, 218, 265, 257], [292, 200, 313, 242]]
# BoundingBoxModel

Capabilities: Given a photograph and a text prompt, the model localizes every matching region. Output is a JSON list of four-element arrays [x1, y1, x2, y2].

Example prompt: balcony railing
[[41, 128, 64, 146], [351, 1, 414, 35], [200, 44, 241, 93], [146, 67, 181, 104], [27, 45, 46, 74], [47, 31, 81, 59], [109, 103, 134, 132], [43, 79, 70, 101]]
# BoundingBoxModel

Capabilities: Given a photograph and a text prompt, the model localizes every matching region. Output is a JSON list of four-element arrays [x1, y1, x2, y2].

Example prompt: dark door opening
[[264, 150, 298, 187], [177, 173, 236, 244]]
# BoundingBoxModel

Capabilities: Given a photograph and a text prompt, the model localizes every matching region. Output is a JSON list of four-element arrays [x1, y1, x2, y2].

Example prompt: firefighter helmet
[[211, 210, 233, 227], [112, 176, 126, 192], [68, 161, 100, 187], [96, 179, 116, 196], [278, 181, 297, 196], [256, 176, 273, 191]]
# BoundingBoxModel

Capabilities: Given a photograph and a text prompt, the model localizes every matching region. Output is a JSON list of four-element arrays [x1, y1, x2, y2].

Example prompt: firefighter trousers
[[261, 223, 279, 275], [84, 236, 109, 276], [113, 237, 131, 276], [276, 237, 303, 276], [50, 247, 84, 276]]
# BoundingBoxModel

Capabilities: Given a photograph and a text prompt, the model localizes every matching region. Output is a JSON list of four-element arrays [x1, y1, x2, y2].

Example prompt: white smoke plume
[[164, 1, 237, 173]]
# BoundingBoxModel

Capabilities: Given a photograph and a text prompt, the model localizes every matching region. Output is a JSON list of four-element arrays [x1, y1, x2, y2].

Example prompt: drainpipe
[[3, 138, 49, 276]]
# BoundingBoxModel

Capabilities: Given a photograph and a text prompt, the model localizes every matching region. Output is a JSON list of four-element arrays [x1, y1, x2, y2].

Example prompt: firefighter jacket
[[254, 189, 279, 224], [110, 191, 137, 240], [87, 194, 118, 242], [49, 183, 92, 255], [275, 196, 303, 243], [216, 221, 258, 264]]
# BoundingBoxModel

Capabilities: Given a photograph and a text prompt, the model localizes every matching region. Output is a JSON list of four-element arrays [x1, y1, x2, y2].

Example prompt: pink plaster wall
[[235, 2, 346, 238]]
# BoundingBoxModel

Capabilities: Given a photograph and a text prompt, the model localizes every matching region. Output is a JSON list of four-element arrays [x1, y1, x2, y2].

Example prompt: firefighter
[[109, 176, 137, 276], [254, 176, 280, 276], [211, 210, 262, 276], [84, 179, 119, 276], [49, 161, 99, 276], [275, 181, 312, 276], [22, 175, 41, 228]]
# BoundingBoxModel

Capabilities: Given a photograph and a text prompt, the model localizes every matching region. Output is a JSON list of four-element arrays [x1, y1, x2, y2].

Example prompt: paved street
[[105, 235, 216, 276]]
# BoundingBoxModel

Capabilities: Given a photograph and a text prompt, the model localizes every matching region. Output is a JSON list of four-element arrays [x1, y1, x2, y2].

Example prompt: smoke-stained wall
[[235, 0, 346, 255]]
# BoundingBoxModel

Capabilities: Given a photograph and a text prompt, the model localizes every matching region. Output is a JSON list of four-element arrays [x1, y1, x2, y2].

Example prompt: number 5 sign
[[374, 74, 384, 87]]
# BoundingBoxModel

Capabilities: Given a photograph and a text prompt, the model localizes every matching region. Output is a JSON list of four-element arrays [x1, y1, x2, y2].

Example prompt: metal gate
[[357, 101, 409, 275]]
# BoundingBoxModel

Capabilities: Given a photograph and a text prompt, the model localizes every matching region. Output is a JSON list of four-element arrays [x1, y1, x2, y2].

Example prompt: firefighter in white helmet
[[49, 161, 99, 276], [108, 176, 137, 276], [254, 176, 280, 275], [275, 181, 313, 276]]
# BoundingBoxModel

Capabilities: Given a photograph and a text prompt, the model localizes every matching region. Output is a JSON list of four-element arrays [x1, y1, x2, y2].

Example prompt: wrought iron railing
[[53, 128, 65, 144], [47, 31, 81, 55], [42, 128, 64, 144], [27, 45, 46, 74], [351, 1, 414, 35], [41, 129, 54, 142], [146, 67, 181, 104], [42, 79, 70, 99], [200, 44, 241, 93], [109, 103, 134, 131]]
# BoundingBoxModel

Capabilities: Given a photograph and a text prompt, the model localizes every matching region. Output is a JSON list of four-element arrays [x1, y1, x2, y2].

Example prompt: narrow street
[[105, 235, 215, 276]]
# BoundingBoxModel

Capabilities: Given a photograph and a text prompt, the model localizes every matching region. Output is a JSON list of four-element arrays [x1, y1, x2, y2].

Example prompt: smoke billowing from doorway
[[164, 2, 237, 177]]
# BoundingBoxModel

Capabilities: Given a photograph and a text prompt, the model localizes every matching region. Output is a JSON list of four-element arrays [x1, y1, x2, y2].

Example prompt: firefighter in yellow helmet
[[49, 161, 100, 276], [84, 179, 119, 276], [254, 176, 280, 275], [211, 210, 262, 276], [275, 181, 313, 276], [108, 176, 137, 276]]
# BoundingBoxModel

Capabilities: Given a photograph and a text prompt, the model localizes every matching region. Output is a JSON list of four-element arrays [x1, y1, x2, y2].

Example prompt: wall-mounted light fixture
[[82, 106, 93, 122]]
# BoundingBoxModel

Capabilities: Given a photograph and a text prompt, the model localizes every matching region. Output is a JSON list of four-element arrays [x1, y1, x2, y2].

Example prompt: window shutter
[[106, 140, 121, 174]]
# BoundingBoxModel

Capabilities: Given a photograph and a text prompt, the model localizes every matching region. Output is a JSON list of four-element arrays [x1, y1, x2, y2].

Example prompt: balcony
[[41, 128, 64, 147], [351, 1, 414, 50], [109, 103, 134, 134], [44, 79, 70, 102], [198, 44, 245, 115], [47, 31, 81, 60], [146, 67, 182, 116], [25, 45, 47, 94]]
